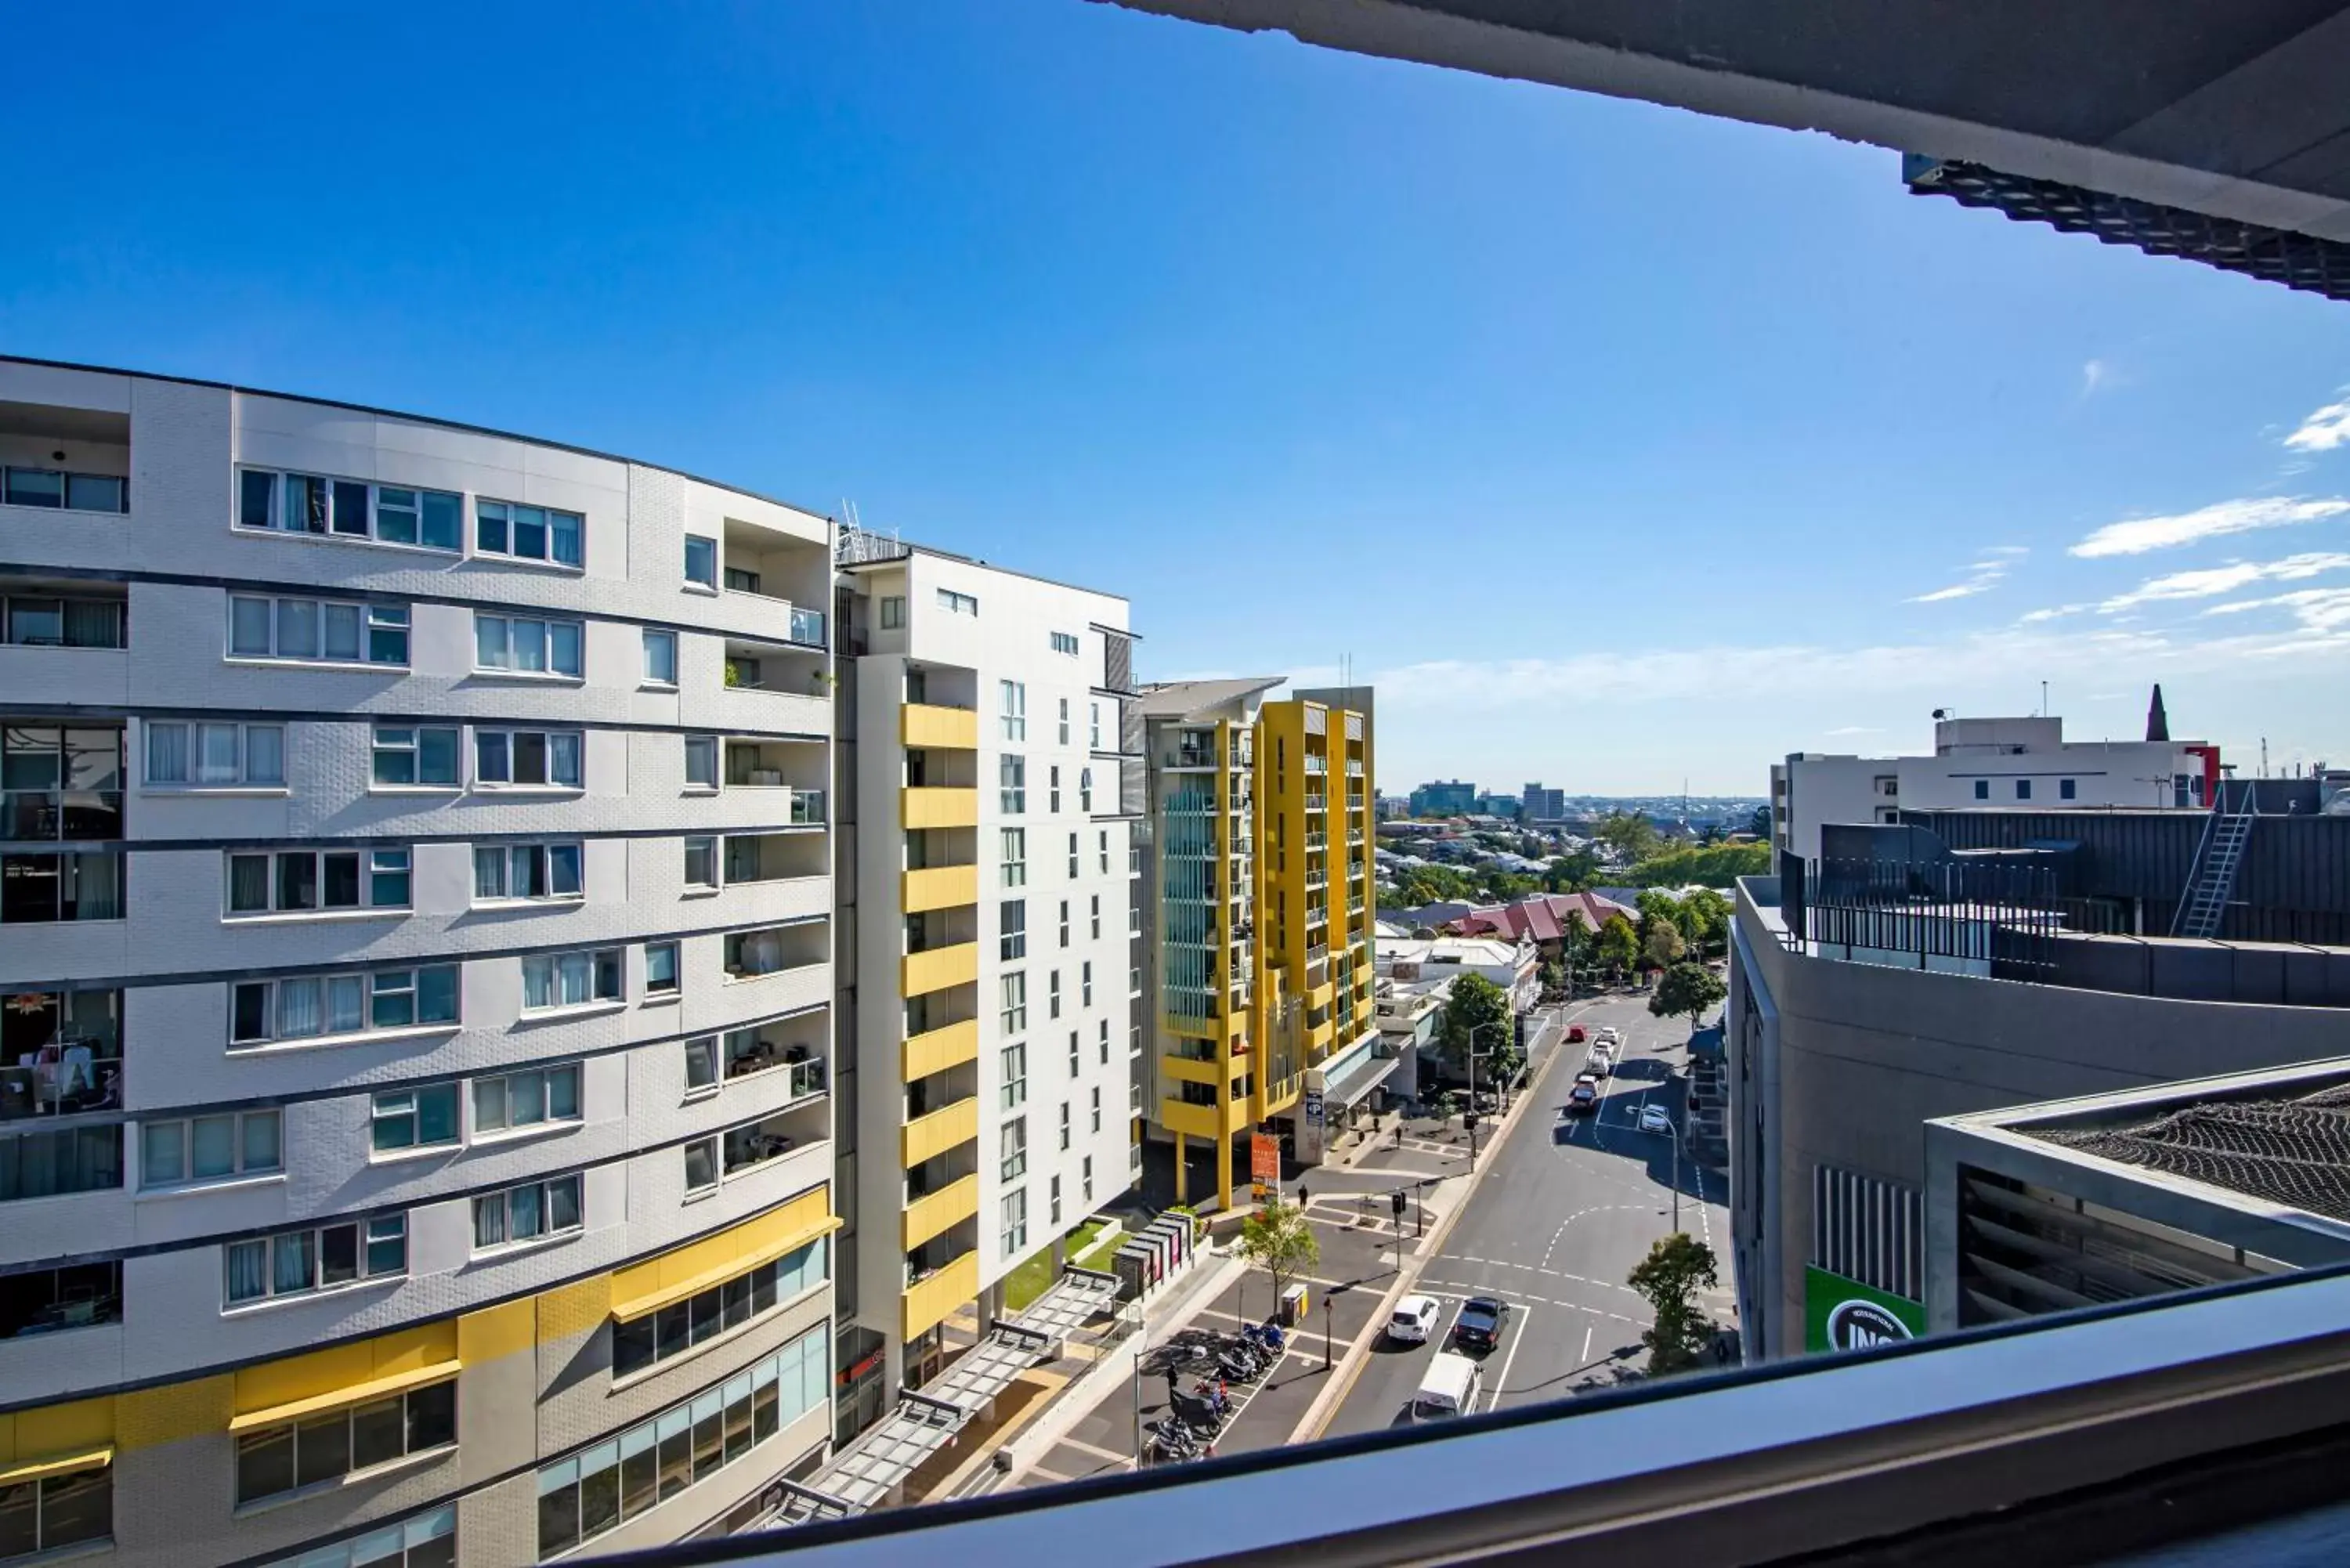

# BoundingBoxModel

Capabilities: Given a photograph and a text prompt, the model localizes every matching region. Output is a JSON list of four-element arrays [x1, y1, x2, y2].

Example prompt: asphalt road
[[1324, 995, 1731, 1436]]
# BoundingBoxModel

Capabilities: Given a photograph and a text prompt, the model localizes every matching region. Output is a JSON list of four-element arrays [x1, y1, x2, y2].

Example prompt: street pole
[[1672, 1124, 1682, 1234], [1131, 1300, 1144, 1464], [1324, 1296, 1333, 1370]]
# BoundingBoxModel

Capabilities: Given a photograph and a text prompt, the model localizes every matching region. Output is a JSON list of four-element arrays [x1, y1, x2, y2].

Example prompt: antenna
[[2040, 680, 2049, 717]]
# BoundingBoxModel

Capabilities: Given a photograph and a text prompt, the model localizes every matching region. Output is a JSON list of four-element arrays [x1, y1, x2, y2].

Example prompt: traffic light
[[1390, 1189, 1408, 1218]]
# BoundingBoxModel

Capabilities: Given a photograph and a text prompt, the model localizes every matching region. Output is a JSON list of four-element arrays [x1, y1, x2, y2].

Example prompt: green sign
[[1804, 1267, 1925, 1353]]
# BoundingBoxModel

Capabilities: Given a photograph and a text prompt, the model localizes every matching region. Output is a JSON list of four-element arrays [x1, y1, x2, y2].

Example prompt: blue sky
[[12, 2, 2350, 793]]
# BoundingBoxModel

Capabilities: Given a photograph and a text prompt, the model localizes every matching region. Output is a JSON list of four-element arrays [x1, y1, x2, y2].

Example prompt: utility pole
[[1131, 1299, 1144, 1464], [1466, 1020, 1504, 1169]]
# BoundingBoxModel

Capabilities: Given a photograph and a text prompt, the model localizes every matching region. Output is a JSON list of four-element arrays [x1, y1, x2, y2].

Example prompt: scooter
[[1243, 1321, 1285, 1356], [1146, 1420, 1198, 1464]]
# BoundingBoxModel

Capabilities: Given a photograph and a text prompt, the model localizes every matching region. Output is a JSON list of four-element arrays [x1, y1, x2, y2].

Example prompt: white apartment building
[[1770, 714, 2222, 862], [833, 544, 1138, 1397], [0, 358, 841, 1566]]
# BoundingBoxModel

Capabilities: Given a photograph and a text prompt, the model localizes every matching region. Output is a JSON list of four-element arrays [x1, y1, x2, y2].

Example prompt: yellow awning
[[0, 1445, 112, 1485], [611, 1216, 841, 1323], [227, 1360, 461, 1433]]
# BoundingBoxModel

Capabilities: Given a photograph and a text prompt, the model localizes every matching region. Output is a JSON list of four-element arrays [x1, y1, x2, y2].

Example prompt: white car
[[1638, 1104, 1675, 1136], [1596, 1027, 1622, 1047], [1387, 1294, 1442, 1344]]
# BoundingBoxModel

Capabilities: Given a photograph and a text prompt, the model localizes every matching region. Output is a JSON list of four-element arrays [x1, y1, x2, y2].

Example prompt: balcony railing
[[723, 1035, 825, 1094], [790, 789, 826, 826], [1305, 872, 1329, 891], [0, 1036, 121, 1124], [2, 467, 127, 515], [1303, 794, 1326, 814], [2, 597, 126, 649], [1304, 756, 1327, 775], [721, 1111, 815, 1178], [1, 790, 123, 844], [1303, 832, 1327, 850], [1347, 758, 1365, 776], [789, 605, 826, 645]]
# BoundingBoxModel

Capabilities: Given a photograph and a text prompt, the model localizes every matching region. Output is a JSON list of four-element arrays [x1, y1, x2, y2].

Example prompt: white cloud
[[2097, 552, 2350, 612], [2196, 587, 2350, 631], [2069, 497, 2350, 558], [1983, 544, 2031, 557], [1911, 581, 1989, 602], [1907, 549, 2025, 604], [2284, 395, 2350, 453], [2018, 604, 2090, 623], [2081, 359, 2116, 397], [1824, 725, 1882, 736]]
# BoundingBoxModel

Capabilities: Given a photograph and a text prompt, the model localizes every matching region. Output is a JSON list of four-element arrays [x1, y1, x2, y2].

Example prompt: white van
[[1412, 1351, 1483, 1421]]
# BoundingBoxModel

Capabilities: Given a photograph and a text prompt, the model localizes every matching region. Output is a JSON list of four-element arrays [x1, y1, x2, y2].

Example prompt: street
[[1321, 995, 1732, 1436]]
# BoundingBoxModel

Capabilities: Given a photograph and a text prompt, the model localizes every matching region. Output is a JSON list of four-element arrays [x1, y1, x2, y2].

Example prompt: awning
[[1324, 1049, 1403, 1111], [0, 1446, 112, 1485], [612, 1216, 841, 1323], [228, 1361, 461, 1433]]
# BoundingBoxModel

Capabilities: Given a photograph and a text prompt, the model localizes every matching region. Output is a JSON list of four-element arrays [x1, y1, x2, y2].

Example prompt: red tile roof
[[1447, 892, 1634, 944]]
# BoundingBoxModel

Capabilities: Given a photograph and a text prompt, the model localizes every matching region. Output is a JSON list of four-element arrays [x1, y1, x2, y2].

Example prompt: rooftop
[[2029, 1075, 2350, 1223]]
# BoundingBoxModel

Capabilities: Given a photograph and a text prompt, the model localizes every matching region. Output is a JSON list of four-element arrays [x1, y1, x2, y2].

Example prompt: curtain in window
[[230, 597, 273, 656], [226, 1241, 267, 1302], [276, 977, 324, 1038], [324, 603, 363, 661], [474, 1194, 508, 1249], [245, 727, 285, 786], [550, 622, 581, 676], [474, 847, 505, 901], [196, 724, 240, 784], [477, 617, 508, 668], [513, 619, 547, 673], [273, 1230, 314, 1295], [550, 733, 581, 787], [523, 957, 555, 1011], [558, 952, 591, 1006], [326, 975, 365, 1034], [277, 600, 320, 659], [191, 1115, 236, 1178], [70, 854, 123, 921], [143, 722, 187, 785], [60, 598, 119, 649]]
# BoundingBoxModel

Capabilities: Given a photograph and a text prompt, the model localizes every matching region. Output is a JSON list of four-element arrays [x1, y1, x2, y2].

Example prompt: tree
[[1543, 847, 1603, 893], [1593, 809, 1660, 864], [1650, 961, 1726, 1031], [1620, 842, 1772, 890], [1594, 915, 1640, 983], [1237, 1197, 1321, 1310], [1436, 971, 1514, 1082], [1628, 1232, 1719, 1375], [1680, 888, 1733, 956], [1744, 804, 1771, 839], [1537, 956, 1567, 999], [1642, 921, 1685, 971]]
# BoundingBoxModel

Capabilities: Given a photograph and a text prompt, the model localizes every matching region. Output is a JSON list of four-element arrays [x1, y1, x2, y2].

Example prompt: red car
[[1566, 1024, 1587, 1043]]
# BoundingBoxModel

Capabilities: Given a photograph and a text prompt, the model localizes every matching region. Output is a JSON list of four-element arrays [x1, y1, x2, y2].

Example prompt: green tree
[[1744, 805, 1771, 839], [1620, 843, 1772, 890], [1627, 1232, 1719, 1375], [1436, 970, 1513, 1081], [1595, 914, 1640, 983], [1650, 961, 1726, 1031], [1537, 956, 1567, 999], [1237, 1196, 1321, 1309], [1593, 809, 1660, 863], [1642, 921, 1685, 971], [1543, 847, 1604, 893], [1680, 888, 1733, 956]]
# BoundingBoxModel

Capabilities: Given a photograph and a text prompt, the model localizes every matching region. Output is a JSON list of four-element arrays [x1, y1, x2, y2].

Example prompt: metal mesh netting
[[2035, 1083, 2350, 1219]]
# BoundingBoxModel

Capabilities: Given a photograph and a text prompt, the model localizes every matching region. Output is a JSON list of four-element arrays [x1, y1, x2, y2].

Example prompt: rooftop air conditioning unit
[[2319, 769, 2350, 816]]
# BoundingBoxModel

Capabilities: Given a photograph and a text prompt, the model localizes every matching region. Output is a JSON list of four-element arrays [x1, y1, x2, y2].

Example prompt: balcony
[[2, 850, 124, 925], [1348, 828, 1365, 847], [1304, 755, 1327, 775], [722, 924, 828, 986], [0, 988, 120, 1125], [0, 1259, 121, 1342], [902, 864, 978, 913], [902, 1172, 980, 1251], [1306, 903, 1329, 929], [721, 1106, 821, 1180], [1303, 794, 1327, 814], [722, 1030, 826, 1097], [1303, 831, 1327, 851], [902, 941, 978, 997], [1160, 1094, 1235, 1142], [2, 588, 125, 651], [1304, 870, 1329, 891], [902, 703, 979, 750], [1347, 758, 1365, 777], [902, 1017, 980, 1080], [720, 519, 829, 646], [902, 786, 978, 830], [901, 1096, 979, 1168], [902, 1247, 978, 1341], [723, 831, 826, 886], [2, 465, 127, 516]]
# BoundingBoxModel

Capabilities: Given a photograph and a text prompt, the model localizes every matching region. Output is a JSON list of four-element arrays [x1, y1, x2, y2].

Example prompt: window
[[1068, 1031, 1079, 1077], [475, 613, 584, 678], [4, 592, 124, 649], [226, 847, 410, 916], [1090, 702, 1102, 750], [684, 1037, 718, 1094], [7, 460, 125, 512], [1082, 1155, 1093, 1202], [472, 842, 584, 903], [1000, 972, 1026, 1034], [233, 1377, 452, 1506], [1058, 697, 1071, 745], [684, 535, 718, 589], [1068, 832, 1079, 877], [1050, 631, 1079, 656], [1049, 970, 1061, 1020], [1001, 1117, 1027, 1181], [2061, 778, 2078, 800], [610, 1238, 828, 1381], [1091, 1086, 1102, 1133], [2016, 779, 2033, 800], [645, 941, 680, 997], [1000, 900, 1026, 960], [1000, 680, 1026, 740], [1099, 1019, 1110, 1064], [879, 595, 905, 629], [0, 1463, 112, 1559], [685, 735, 718, 789], [1973, 779, 1990, 800], [1002, 1042, 1028, 1109], [535, 1326, 828, 1561], [1050, 1174, 1063, 1227], [372, 724, 459, 787], [372, 1085, 461, 1153], [1058, 1101, 1071, 1151], [1090, 894, 1101, 939], [684, 836, 718, 891], [1080, 768, 1093, 812], [522, 949, 624, 1011], [1059, 899, 1070, 948], [644, 629, 678, 685], [231, 965, 459, 1046], [1050, 765, 1061, 813], [234, 469, 461, 551], [1000, 827, 1026, 886], [1002, 1186, 1029, 1255], [262, 1504, 455, 1568], [475, 728, 584, 788], [146, 721, 286, 787], [1000, 754, 1026, 814], [473, 1174, 584, 1251], [683, 1137, 719, 1194], [475, 500, 584, 566], [1083, 962, 1094, 1007], [936, 587, 978, 615], [141, 1111, 280, 1187], [474, 1064, 582, 1136], [227, 595, 408, 664], [224, 1215, 408, 1307], [1099, 829, 1110, 874]]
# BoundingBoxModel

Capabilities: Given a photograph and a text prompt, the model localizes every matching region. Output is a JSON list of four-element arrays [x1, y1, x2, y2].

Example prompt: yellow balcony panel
[[902, 1017, 980, 1081], [902, 1097, 980, 1169], [1161, 1097, 1234, 1142], [1307, 978, 1337, 1008], [902, 1172, 980, 1252], [1259, 1076, 1302, 1118], [902, 864, 978, 913], [902, 941, 978, 997], [903, 1249, 980, 1342], [902, 703, 980, 750], [902, 786, 978, 830], [1160, 1053, 1226, 1087]]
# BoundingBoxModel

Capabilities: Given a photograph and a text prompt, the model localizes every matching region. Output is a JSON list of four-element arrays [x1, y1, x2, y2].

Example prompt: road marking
[[1417, 1279, 1647, 1326], [1059, 1436, 1134, 1465], [1484, 1301, 1531, 1412], [1582, 1324, 1593, 1363]]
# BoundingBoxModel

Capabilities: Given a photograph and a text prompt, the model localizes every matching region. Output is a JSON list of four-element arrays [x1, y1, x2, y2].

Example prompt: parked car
[[1387, 1294, 1442, 1344], [1454, 1296, 1511, 1353], [1638, 1104, 1675, 1136]]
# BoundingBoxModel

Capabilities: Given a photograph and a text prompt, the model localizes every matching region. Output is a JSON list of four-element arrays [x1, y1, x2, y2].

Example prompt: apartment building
[[1770, 708, 2220, 862], [1137, 681, 1377, 1210], [0, 359, 839, 1566], [832, 545, 1139, 1397]]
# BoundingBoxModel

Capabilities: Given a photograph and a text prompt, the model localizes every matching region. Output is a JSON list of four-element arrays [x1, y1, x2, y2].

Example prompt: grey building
[[1727, 794, 2350, 1361]]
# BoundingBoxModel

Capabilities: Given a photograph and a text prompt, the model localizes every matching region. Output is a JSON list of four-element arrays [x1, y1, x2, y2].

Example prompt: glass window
[[1000, 680, 1026, 741], [372, 1084, 461, 1153], [1001, 1042, 1027, 1111], [1001, 1116, 1027, 1181], [474, 1175, 583, 1252], [475, 614, 583, 677], [233, 1378, 450, 1505], [521, 950, 624, 1012], [1000, 900, 1026, 960], [1000, 753, 1025, 814], [143, 1111, 280, 1187], [685, 836, 717, 890], [373, 725, 460, 787], [477, 500, 584, 565], [1001, 827, 1026, 887], [646, 941, 680, 995], [1000, 971, 1027, 1034], [683, 1137, 718, 1193], [226, 1216, 405, 1307], [684, 1037, 718, 1093], [1050, 630, 1078, 656], [879, 595, 904, 629], [684, 536, 717, 588], [685, 735, 718, 789], [643, 629, 678, 685]]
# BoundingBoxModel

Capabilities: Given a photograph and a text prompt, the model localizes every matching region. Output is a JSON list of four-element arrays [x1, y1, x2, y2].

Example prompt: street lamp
[[1466, 1020, 1506, 1168]]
